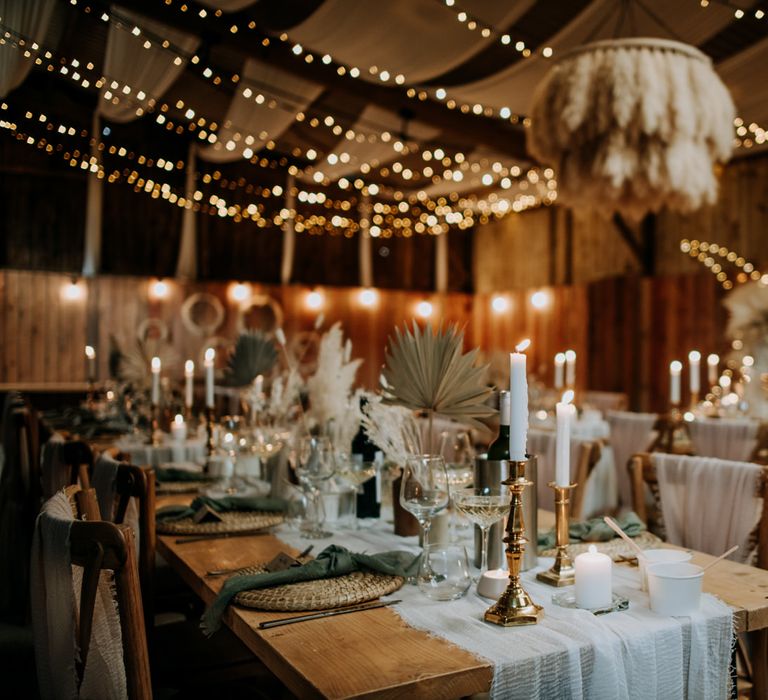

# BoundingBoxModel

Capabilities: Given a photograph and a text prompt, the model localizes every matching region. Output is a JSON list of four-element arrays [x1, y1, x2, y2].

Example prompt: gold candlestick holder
[[536, 482, 577, 587], [148, 405, 162, 446], [689, 391, 699, 412], [484, 458, 543, 627], [205, 406, 216, 456]]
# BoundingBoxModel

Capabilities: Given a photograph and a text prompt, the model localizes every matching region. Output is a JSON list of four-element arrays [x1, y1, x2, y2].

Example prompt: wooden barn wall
[[474, 153, 768, 292], [0, 269, 728, 412]]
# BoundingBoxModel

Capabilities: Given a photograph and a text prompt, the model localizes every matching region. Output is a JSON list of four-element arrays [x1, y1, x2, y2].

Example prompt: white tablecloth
[[115, 435, 206, 467], [276, 520, 732, 700]]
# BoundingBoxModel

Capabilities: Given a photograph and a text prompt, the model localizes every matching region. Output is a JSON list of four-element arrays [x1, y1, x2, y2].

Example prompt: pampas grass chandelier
[[528, 33, 735, 220]]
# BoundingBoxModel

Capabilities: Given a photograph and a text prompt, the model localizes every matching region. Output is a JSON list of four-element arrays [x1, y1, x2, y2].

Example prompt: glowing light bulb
[[229, 282, 251, 303], [530, 290, 550, 309], [149, 278, 169, 299], [306, 290, 324, 310], [416, 301, 433, 318], [491, 295, 509, 313], [61, 280, 85, 301], [359, 288, 378, 307]]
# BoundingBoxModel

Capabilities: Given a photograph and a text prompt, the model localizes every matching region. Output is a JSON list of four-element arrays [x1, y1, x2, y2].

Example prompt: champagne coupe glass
[[335, 452, 378, 529], [400, 455, 450, 583], [452, 486, 511, 581], [293, 436, 337, 539]]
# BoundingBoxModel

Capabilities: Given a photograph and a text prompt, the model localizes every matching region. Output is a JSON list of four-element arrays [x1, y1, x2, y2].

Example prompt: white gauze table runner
[[276, 519, 732, 699]]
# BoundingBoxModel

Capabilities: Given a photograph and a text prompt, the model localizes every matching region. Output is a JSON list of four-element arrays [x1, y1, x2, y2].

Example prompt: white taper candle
[[509, 339, 530, 461]]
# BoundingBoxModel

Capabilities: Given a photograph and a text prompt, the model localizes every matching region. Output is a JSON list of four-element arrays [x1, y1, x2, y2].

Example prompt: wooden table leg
[[750, 629, 768, 700]]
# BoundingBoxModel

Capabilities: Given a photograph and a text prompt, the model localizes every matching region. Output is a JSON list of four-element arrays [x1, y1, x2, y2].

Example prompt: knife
[[174, 529, 272, 544], [258, 599, 401, 630]]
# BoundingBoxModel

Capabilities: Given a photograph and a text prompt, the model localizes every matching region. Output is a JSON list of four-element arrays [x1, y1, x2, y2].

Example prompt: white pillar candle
[[554, 352, 565, 389], [555, 390, 574, 487], [575, 544, 612, 609], [509, 339, 530, 461], [669, 360, 682, 406], [184, 359, 194, 408], [204, 348, 215, 409], [150, 356, 161, 406], [707, 354, 719, 386], [688, 350, 701, 395], [85, 345, 96, 383], [565, 349, 576, 388], [170, 413, 187, 442]]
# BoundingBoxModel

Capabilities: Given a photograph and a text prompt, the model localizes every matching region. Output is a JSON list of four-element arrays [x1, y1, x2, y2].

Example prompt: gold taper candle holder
[[689, 391, 699, 412], [148, 405, 162, 446], [484, 458, 543, 627], [205, 406, 216, 456], [536, 482, 577, 587]]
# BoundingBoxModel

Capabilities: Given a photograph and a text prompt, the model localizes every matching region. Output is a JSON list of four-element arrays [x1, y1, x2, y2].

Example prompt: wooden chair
[[628, 452, 768, 568], [571, 440, 603, 520], [35, 486, 152, 699], [752, 423, 768, 466]]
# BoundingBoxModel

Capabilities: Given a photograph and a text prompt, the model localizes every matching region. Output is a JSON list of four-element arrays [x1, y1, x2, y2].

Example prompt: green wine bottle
[[487, 390, 510, 460]]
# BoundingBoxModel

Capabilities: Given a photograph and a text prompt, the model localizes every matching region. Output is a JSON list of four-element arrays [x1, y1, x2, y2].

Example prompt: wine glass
[[452, 486, 511, 581], [292, 436, 337, 539], [335, 452, 379, 529], [400, 455, 450, 583]]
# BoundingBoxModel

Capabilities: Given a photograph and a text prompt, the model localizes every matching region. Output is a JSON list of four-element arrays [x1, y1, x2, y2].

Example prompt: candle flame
[[670, 360, 682, 372], [85, 345, 95, 359], [588, 544, 597, 554], [564, 349, 576, 361], [185, 359, 194, 373], [174, 414, 184, 424], [688, 350, 701, 362], [151, 356, 161, 371], [516, 338, 531, 352], [707, 353, 719, 366], [204, 347, 215, 362], [555, 352, 565, 363], [561, 389, 574, 405]]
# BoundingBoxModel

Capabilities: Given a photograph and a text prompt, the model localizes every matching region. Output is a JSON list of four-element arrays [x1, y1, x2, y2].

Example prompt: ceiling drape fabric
[[196, 0, 256, 11], [99, 6, 200, 123], [199, 58, 323, 163], [0, 0, 57, 98], [288, 0, 530, 84]]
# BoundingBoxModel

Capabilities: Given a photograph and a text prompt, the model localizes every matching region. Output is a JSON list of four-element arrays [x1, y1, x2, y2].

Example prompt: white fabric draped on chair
[[39, 433, 67, 499], [654, 453, 763, 564], [93, 452, 140, 545], [688, 417, 760, 462], [607, 411, 658, 507], [30, 491, 127, 700]]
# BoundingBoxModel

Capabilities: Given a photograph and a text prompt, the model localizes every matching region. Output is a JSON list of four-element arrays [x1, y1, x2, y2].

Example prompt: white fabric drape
[[92, 453, 140, 549], [100, 6, 200, 123], [199, 58, 323, 164], [175, 142, 198, 279], [289, 0, 531, 84], [0, 0, 57, 98], [607, 410, 658, 507], [688, 417, 760, 463], [40, 433, 67, 499], [277, 516, 733, 700], [654, 453, 762, 563], [31, 491, 127, 700]]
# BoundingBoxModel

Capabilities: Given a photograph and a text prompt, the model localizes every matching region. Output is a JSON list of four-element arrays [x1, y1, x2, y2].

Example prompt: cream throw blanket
[[654, 453, 763, 563], [688, 417, 760, 462], [30, 491, 127, 699]]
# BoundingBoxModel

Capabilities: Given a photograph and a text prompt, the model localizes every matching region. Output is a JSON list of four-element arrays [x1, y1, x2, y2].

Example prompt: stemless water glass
[[417, 544, 472, 601], [400, 455, 450, 584], [453, 486, 511, 581], [292, 436, 337, 539]]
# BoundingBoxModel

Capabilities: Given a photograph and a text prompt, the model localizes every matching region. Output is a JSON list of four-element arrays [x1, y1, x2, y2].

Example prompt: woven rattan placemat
[[233, 565, 404, 612], [540, 530, 663, 562], [156, 480, 209, 495], [156, 510, 284, 535]]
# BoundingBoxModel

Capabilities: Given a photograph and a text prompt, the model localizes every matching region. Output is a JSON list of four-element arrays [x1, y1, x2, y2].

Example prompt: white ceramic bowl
[[647, 562, 704, 616], [638, 549, 693, 591]]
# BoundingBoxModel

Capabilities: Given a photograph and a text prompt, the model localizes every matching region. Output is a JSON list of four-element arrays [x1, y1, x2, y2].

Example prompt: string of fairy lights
[[680, 239, 767, 290]]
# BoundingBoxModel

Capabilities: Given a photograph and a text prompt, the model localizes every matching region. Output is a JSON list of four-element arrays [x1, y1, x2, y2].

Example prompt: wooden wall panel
[[0, 268, 735, 412]]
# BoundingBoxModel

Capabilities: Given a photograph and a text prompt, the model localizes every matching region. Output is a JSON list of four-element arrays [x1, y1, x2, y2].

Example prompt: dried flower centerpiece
[[381, 322, 495, 453], [225, 331, 278, 387]]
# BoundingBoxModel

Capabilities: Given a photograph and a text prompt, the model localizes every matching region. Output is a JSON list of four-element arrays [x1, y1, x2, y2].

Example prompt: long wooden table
[[157, 499, 768, 699]]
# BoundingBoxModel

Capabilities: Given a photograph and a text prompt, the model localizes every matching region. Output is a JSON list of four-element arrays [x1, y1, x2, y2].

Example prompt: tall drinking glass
[[400, 455, 450, 583], [292, 436, 336, 539]]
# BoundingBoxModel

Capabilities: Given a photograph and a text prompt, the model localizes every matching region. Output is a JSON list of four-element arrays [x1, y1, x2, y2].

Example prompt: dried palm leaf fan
[[527, 4, 735, 220], [225, 331, 278, 387], [381, 322, 495, 452]]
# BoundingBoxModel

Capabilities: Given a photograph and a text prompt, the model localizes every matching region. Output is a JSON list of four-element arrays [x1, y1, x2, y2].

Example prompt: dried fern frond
[[381, 322, 495, 429], [225, 331, 278, 387]]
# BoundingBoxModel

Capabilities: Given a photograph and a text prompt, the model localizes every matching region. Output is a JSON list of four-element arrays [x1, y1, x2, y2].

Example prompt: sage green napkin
[[537, 511, 645, 550], [156, 495, 286, 522], [201, 544, 420, 635]]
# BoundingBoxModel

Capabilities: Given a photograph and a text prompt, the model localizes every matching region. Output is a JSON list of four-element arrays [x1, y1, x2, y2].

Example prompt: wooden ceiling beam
[[93, 0, 530, 161]]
